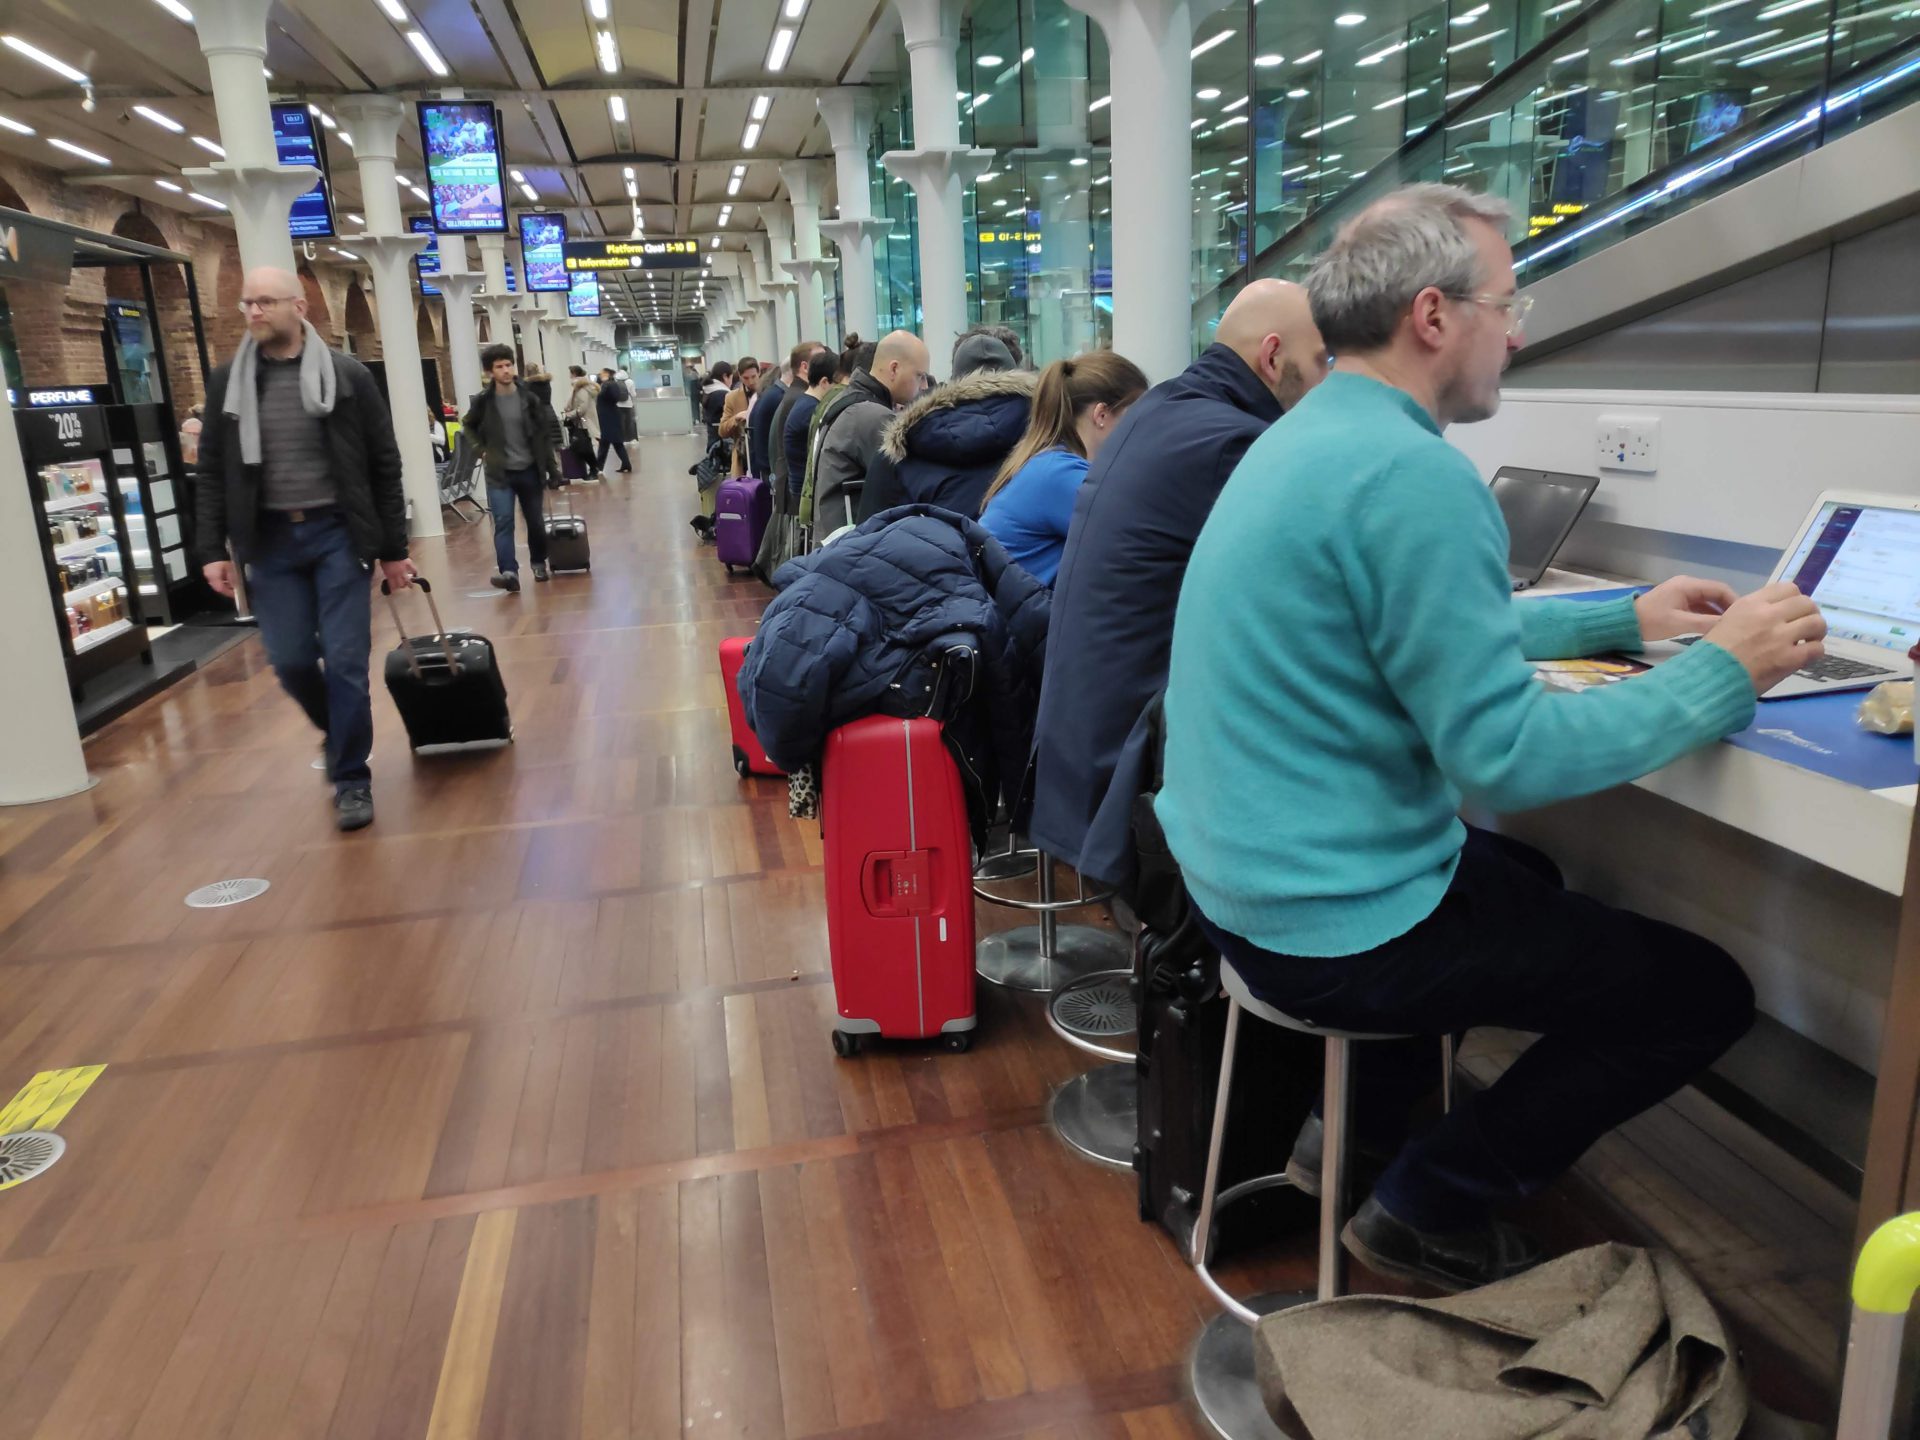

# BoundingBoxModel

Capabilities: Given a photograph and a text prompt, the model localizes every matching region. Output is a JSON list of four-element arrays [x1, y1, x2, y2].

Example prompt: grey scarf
[[224, 320, 337, 466]]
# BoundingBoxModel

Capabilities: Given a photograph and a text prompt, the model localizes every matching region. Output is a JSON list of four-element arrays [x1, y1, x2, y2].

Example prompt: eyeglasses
[[237, 295, 299, 313], [1447, 291, 1534, 337]]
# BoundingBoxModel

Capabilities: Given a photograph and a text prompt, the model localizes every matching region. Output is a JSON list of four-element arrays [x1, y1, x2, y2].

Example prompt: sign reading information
[[562, 238, 701, 273]]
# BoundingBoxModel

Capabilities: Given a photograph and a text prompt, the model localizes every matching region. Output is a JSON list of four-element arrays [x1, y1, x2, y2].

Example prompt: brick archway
[[104, 208, 203, 419], [342, 281, 377, 359]]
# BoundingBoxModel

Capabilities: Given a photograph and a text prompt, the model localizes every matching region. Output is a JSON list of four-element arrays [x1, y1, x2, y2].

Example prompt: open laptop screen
[[1490, 468, 1599, 585], [1780, 501, 1920, 654]]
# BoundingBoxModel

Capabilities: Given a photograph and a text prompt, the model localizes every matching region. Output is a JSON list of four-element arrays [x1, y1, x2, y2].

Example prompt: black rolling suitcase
[[544, 486, 591, 572], [381, 577, 513, 750]]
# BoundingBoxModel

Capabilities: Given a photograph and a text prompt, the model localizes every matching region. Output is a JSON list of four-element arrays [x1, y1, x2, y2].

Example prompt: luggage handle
[[381, 574, 460, 677], [550, 485, 577, 522]]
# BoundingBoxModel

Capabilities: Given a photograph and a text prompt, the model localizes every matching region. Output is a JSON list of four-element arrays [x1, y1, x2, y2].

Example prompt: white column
[[512, 300, 548, 371], [541, 296, 575, 372], [750, 235, 799, 353], [0, 421, 89, 803], [818, 87, 892, 347], [434, 236, 483, 411], [183, 0, 316, 275], [778, 161, 836, 346], [334, 94, 440, 539], [885, 0, 992, 357], [1065, 0, 1228, 383], [476, 233, 516, 351]]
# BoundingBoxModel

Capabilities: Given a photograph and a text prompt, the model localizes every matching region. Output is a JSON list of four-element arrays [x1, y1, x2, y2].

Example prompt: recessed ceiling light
[[155, 179, 182, 192], [376, 0, 408, 19], [1191, 30, 1233, 57], [1197, 87, 1221, 99], [192, 135, 225, 157], [766, 26, 795, 71], [134, 105, 184, 133], [0, 112, 34, 135], [595, 28, 620, 73], [150, 0, 193, 20], [751, 94, 771, 120], [1069, 156, 1088, 166], [406, 29, 449, 76], [1295, 49, 1323, 64], [742, 121, 761, 149], [1287, 87, 1310, 97], [1089, 95, 1111, 111], [977, 53, 1004, 67], [3, 35, 89, 83], [189, 191, 225, 208], [608, 95, 627, 123], [1336, 12, 1367, 24], [348, 212, 365, 224]]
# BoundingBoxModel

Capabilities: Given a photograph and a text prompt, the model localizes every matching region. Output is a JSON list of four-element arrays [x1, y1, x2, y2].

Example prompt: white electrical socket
[[1596, 415, 1660, 473]]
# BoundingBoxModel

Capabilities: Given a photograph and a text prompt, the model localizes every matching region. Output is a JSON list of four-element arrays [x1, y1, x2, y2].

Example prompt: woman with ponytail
[[979, 349, 1147, 585]]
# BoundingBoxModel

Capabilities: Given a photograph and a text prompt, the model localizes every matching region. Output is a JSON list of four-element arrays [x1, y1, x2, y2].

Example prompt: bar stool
[[974, 850, 1129, 992], [1187, 955, 1455, 1440], [1045, 966, 1138, 1169]]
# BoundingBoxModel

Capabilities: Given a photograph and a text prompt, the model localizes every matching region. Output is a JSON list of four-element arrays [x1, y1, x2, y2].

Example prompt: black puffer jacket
[[856, 368, 1037, 524], [737, 505, 1052, 802]]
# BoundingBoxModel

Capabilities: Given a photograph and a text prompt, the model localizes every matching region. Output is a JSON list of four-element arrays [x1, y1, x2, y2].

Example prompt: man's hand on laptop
[[1634, 574, 1739, 643], [1705, 582, 1829, 694]]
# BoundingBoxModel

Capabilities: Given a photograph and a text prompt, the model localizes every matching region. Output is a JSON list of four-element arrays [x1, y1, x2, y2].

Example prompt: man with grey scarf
[[194, 266, 415, 833]]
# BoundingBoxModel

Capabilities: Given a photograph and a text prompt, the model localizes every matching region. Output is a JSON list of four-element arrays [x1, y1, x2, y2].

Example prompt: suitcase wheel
[[725, 564, 735, 576], [831, 1029, 860, 1059], [943, 1032, 973, 1054], [731, 745, 751, 779]]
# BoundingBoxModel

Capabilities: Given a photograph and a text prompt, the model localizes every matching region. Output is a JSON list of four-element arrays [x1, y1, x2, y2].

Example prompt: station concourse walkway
[[0, 427, 1854, 1438]]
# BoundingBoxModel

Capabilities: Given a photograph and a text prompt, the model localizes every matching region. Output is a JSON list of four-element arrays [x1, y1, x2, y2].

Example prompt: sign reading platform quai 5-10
[[562, 238, 701, 273]]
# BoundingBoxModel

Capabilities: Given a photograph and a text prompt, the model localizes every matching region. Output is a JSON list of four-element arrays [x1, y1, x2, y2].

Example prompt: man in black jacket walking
[[594, 367, 633, 473], [194, 265, 416, 832], [464, 344, 561, 592]]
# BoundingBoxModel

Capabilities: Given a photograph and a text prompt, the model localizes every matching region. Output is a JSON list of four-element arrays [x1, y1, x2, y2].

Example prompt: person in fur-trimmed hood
[[855, 328, 1035, 524]]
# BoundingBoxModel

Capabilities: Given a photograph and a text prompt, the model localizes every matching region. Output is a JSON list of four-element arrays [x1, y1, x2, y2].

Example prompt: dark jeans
[[245, 509, 374, 793], [1198, 827, 1755, 1233], [596, 430, 631, 471], [488, 467, 547, 574]]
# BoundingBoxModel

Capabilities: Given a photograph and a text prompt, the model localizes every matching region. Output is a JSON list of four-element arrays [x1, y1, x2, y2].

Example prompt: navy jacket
[[747, 377, 786, 478], [1028, 344, 1284, 887], [856, 368, 1036, 524], [737, 505, 1051, 799]]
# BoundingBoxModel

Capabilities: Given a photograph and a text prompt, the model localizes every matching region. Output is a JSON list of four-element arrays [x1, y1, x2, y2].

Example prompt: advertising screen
[[518, 212, 568, 292], [409, 216, 440, 297], [270, 103, 334, 239], [415, 101, 507, 233], [567, 271, 601, 317]]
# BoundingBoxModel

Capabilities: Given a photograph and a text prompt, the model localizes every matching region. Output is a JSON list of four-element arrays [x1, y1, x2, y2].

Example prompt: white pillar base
[[357, 232, 443, 540], [819, 217, 891, 346], [882, 147, 994, 358]]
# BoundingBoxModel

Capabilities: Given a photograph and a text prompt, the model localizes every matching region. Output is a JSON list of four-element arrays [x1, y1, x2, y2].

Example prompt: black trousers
[[596, 430, 631, 471], [1198, 827, 1754, 1232]]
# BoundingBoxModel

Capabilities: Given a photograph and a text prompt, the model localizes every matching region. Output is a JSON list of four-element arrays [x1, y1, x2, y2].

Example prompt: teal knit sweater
[[1157, 371, 1756, 958]]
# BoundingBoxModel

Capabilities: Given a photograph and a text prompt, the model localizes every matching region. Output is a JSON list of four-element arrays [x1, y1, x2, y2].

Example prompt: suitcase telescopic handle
[[380, 575, 460, 676]]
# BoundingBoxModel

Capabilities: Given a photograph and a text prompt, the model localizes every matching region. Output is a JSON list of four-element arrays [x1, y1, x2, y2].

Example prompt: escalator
[[1200, 0, 1920, 334]]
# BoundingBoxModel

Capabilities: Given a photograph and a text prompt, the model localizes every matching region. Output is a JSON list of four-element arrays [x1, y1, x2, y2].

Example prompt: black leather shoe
[[1341, 1194, 1544, 1293], [1284, 1112, 1400, 1199], [490, 570, 521, 593], [334, 786, 374, 832], [532, 562, 550, 582]]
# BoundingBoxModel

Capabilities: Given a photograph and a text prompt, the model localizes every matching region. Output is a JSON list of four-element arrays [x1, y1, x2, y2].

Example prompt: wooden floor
[[0, 427, 1855, 1438]]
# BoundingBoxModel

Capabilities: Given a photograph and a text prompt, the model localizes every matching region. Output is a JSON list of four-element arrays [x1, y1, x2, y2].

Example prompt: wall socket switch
[[1596, 415, 1660, 473]]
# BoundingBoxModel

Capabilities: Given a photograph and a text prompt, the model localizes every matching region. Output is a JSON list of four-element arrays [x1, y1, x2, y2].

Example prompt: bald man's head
[[870, 329, 930, 406], [240, 265, 308, 352], [1215, 279, 1328, 410]]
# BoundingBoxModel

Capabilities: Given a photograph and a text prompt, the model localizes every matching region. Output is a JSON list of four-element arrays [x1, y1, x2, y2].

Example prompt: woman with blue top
[[978, 350, 1147, 585]]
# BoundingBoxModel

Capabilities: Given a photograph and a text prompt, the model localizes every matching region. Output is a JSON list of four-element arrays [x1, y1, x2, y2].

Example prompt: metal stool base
[[975, 848, 1038, 882], [976, 924, 1129, 993], [1191, 1295, 1313, 1440], [1047, 1062, 1135, 1171]]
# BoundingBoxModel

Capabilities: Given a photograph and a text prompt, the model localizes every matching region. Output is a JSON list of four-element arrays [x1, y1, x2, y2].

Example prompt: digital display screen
[[1783, 503, 1920, 653], [505, 260, 517, 293], [567, 271, 600, 317], [410, 216, 440, 297], [562, 237, 700, 274], [270, 103, 334, 239], [415, 101, 507, 233], [518, 212, 568, 292]]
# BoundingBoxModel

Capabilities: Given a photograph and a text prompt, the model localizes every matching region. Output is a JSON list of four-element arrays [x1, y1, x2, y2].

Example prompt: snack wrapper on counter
[[1857, 680, 1914, 736]]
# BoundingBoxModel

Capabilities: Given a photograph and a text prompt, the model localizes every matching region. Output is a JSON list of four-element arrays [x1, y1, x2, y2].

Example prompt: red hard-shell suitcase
[[821, 715, 977, 1054], [718, 637, 783, 778]]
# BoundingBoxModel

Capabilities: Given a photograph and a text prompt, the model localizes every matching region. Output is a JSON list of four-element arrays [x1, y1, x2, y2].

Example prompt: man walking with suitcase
[[465, 343, 561, 593], [193, 266, 416, 833]]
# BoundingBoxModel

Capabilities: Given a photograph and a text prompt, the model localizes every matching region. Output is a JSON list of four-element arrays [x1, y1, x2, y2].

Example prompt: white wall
[[1453, 388, 1920, 589]]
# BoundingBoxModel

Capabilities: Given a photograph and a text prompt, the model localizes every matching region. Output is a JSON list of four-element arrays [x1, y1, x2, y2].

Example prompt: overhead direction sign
[[562, 238, 701, 273]]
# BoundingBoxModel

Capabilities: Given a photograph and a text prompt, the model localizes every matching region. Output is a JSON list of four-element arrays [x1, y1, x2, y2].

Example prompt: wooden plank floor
[[0, 427, 1852, 1438]]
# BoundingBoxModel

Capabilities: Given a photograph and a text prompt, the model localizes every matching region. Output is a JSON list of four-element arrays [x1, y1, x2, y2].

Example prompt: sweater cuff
[[1568, 595, 1646, 656], [1658, 638, 1758, 738]]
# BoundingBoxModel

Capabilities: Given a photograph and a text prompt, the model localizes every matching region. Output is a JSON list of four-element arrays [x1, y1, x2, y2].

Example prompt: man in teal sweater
[[1158, 184, 1828, 1293]]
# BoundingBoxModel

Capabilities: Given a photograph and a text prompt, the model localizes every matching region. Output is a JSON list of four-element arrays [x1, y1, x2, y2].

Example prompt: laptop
[[1643, 490, 1920, 700], [1492, 467, 1600, 592]]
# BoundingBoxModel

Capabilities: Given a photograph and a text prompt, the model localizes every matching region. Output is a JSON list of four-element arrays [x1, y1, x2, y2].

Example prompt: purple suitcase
[[715, 475, 771, 574]]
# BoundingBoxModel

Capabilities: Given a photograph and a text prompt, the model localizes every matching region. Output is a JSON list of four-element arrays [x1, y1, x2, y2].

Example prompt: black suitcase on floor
[[381, 577, 513, 750], [544, 487, 591, 572]]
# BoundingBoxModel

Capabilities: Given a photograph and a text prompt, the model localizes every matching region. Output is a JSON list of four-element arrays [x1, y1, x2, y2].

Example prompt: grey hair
[[954, 322, 1024, 368], [1306, 184, 1512, 352]]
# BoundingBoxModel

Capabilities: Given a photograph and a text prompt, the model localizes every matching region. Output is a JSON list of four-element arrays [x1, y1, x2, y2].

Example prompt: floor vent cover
[[0, 1131, 65, 1186], [184, 878, 271, 908]]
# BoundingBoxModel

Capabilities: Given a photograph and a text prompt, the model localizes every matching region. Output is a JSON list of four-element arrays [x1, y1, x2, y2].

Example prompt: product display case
[[107, 404, 189, 624], [17, 401, 151, 692]]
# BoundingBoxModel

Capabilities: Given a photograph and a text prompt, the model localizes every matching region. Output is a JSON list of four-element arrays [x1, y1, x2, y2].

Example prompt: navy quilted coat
[[737, 505, 1052, 790]]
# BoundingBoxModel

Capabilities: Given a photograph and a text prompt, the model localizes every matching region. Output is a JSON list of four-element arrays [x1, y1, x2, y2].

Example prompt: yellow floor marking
[[424, 1207, 520, 1440], [0, 1065, 106, 1134]]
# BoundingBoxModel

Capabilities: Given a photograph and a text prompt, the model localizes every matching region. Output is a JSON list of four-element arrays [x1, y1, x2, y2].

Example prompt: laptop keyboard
[[1670, 634, 1894, 683]]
